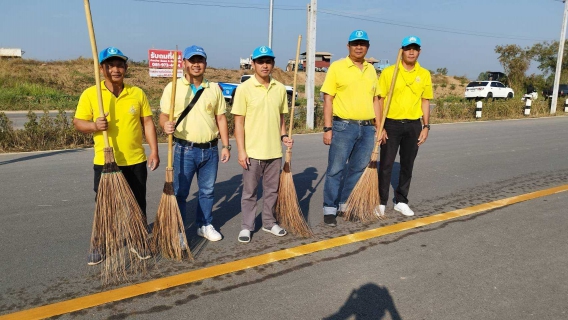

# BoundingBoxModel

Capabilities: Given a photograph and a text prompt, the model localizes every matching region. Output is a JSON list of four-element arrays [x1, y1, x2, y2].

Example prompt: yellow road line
[[3, 184, 568, 320]]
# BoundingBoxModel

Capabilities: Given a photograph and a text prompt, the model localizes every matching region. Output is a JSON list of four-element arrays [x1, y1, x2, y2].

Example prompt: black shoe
[[324, 214, 337, 227], [87, 248, 104, 266]]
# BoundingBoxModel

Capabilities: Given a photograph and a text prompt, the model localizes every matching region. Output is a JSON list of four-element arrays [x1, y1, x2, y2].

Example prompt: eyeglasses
[[255, 59, 274, 65]]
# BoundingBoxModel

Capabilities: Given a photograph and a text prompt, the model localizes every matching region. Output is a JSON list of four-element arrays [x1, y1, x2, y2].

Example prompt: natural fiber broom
[[152, 49, 192, 261], [342, 49, 403, 223], [84, 0, 150, 285], [275, 35, 313, 238]]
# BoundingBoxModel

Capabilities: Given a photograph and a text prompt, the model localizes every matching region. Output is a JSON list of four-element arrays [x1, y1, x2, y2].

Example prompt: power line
[[132, 0, 303, 11], [319, 9, 552, 42], [130, 0, 554, 42]]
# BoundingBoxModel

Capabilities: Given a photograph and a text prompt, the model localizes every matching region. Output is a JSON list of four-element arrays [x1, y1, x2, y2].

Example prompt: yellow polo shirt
[[378, 61, 433, 120], [75, 82, 152, 166], [320, 56, 379, 120], [231, 76, 288, 160], [160, 77, 226, 143]]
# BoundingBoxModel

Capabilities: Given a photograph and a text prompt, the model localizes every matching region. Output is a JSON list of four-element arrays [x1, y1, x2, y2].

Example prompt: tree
[[528, 40, 568, 83], [436, 67, 448, 75], [494, 44, 531, 89], [477, 71, 489, 81]]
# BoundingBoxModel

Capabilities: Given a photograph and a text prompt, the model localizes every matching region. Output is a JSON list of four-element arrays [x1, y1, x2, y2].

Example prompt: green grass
[[0, 81, 78, 111]]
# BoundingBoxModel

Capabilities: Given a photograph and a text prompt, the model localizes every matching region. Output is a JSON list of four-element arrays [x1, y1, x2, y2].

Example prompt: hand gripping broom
[[151, 49, 192, 261], [342, 49, 403, 223], [84, 0, 150, 284], [274, 35, 313, 238]]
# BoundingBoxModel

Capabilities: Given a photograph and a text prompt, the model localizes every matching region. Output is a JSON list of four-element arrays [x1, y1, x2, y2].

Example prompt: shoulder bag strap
[[175, 87, 205, 130]]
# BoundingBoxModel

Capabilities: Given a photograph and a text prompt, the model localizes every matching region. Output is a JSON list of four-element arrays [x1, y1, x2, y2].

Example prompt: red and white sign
[[148, 49, 183, 78]]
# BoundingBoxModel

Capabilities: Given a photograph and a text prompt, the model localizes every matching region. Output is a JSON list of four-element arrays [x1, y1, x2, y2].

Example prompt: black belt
[[174, 138, 218, 149], [333, 116, 375, 126], [385, 118, 421, 124]]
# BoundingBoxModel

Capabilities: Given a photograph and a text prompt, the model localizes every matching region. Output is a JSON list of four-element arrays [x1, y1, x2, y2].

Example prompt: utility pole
[[551, 0, 568, 114], [306, 0, 317, 129], [268, 0, 274, 48]]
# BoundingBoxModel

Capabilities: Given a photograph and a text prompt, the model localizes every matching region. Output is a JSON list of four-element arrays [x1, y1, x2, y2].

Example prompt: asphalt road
[[1, 117, 568, 319]]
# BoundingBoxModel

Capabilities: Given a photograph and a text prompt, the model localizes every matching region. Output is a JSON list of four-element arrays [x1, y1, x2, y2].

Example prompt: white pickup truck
[[218, 75, 297, 106]]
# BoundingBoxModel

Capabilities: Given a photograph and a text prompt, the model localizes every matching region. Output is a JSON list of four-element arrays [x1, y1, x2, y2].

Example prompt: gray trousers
[[241, 157, 282, 231]]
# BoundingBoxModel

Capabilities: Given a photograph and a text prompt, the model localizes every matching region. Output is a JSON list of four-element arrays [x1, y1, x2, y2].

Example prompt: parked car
[[464, 81, 514, 100], [542, 84, 568, 100], [219, 75, 297, 106]]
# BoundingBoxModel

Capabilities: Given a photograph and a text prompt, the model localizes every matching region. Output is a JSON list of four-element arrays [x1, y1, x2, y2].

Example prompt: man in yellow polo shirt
[[160, 45, 230, 243], [377, 36, 433, 217], [321, 30, 381, 227], [74, 47, 159, 265], [232, 46, 293, 243]]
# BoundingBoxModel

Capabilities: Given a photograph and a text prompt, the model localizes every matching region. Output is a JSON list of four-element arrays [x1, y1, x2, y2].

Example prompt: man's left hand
[[417, 128, 429, 146], [283, 136, 294, 148], [220, 148, 231, 163], [148, 153, 160, 171]]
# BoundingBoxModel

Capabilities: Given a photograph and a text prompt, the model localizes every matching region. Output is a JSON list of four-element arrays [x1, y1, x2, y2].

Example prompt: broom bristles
[[89, 147, 151, 285], [343, 151, 385, 223], [152, 168, 192, 261], [275, 160, 313, 238]]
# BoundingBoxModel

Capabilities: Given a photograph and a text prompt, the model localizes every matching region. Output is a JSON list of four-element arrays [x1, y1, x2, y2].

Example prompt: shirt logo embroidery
[[416, 76, 421, 83], [206, 103, 214, 114], [129, 105, 137, 115]]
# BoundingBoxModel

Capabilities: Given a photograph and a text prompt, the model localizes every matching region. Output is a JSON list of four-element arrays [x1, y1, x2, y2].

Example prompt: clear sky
[[0, 0, 565, 78]]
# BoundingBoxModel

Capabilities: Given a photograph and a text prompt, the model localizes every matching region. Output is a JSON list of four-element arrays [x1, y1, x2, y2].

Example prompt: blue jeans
[[173, 143, 219, 227], [323, 120, 375, 215]]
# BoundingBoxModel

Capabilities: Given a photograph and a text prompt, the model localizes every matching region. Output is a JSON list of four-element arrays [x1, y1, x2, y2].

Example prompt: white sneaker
[[197, 225, 222, 242], [394, 203, 414, 217], [374, 205, 386, 218]]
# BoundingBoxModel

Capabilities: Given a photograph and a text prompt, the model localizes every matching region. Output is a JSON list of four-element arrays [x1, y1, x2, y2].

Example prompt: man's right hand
[[94, 112, 109, 131], [379, 129, 388, 145], [323, 131, 332, 145], [163, 121, 176, 135], [238, 151, 250, 170]]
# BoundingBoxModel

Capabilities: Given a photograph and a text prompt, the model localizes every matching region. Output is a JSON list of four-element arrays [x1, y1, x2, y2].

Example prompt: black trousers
[[379, 119, 421, 205], [94, 161, 148, 220]]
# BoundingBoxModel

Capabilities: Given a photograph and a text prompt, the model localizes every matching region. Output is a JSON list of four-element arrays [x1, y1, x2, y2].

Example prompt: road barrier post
[[475, 99, 483, 119], [565, 98, 568, 113], [524, 98, 532, 116]]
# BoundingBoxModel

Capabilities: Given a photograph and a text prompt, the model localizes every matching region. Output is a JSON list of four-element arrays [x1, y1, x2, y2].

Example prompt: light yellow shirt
[[231, 76, 288, 160], [320, 56, 379, 120], [159, 77, 226, 143], [378, 61, 433, 120], [75, 82, 152, 166]]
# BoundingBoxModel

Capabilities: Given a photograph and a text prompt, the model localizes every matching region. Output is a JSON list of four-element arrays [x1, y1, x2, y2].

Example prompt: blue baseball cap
[[99, 47, 128, 63], [183, 45, 207, 60], [401, 36, 421, 48], [348, 30, 369, 42], [251, 46, 275, 60]]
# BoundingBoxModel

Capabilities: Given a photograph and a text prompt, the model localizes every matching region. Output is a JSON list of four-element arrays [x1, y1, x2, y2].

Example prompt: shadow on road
[[0, 149, 85, 166], [323, 283, 402, 320]]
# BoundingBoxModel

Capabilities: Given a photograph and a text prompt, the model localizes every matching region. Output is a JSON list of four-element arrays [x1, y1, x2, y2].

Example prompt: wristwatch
[[222, 144, 232, 151], [323, 126, 333, 132], [422, 124, 431, 130]]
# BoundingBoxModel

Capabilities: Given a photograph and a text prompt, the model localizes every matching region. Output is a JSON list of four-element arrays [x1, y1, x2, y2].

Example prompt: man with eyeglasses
[[160, 45, 231, 243], [376, 36, 433, 217], [320, 30, 381, 227], [231, 46, 294, 243]]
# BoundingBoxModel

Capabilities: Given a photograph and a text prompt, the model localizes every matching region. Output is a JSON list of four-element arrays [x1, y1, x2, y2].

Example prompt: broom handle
[[167, 49, 179, 168], [373, 48, 403, 153], [83, 0, 109, 148], [287, 35, 302, 140], [285, 35, 302, 163]]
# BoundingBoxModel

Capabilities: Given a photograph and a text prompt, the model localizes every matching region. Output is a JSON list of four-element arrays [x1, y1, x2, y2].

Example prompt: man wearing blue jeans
[[321, 30, 381, 227], [160, 45, 231, 242]]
